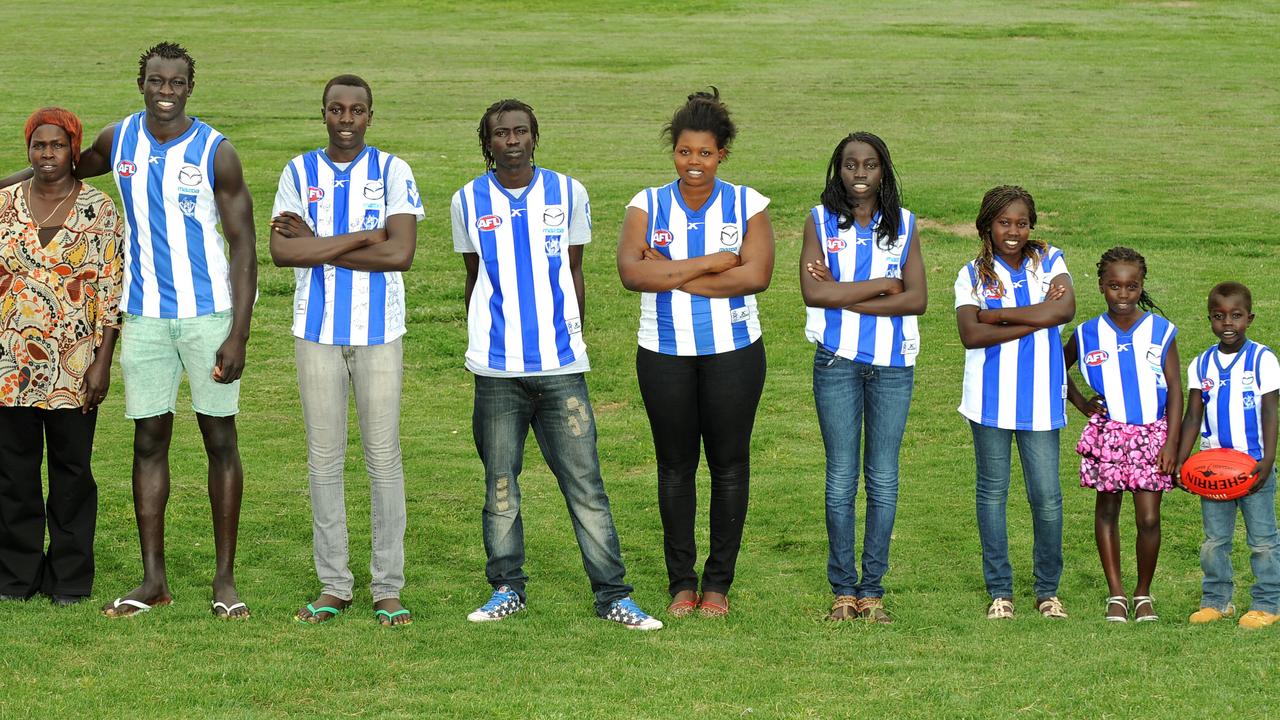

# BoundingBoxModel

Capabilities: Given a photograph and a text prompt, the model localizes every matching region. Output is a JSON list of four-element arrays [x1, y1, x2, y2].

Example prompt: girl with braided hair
[[954, 185, 1075, 620], [1064, 247, 1181, 622]]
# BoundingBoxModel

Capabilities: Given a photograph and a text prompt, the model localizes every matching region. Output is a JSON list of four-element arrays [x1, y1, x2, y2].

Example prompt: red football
[[1180, 448, 1261, 501]]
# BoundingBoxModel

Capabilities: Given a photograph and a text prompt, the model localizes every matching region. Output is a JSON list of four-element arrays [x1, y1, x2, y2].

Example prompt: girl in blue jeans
[[800, 133, 926, 623], [954, 186, 1075, 620]]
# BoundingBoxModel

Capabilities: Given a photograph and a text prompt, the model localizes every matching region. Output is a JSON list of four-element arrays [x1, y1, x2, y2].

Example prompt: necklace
[[25, 178, 77, 229]]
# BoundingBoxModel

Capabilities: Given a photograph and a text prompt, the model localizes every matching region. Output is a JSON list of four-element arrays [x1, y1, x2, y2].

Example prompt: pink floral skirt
[[1076, 414, 1173, 493]]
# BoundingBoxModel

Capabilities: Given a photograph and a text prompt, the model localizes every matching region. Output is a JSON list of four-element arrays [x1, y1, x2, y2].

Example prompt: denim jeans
[[970, 422, 1063, 599], [296, 338, 406, 603], [472, 372, 631, 612], [1200, 469, 1280, 613], [813, 347, 914, 598]]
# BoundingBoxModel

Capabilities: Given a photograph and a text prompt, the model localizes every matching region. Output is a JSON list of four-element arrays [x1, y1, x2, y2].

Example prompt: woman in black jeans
[[617, 89, 774, 617]]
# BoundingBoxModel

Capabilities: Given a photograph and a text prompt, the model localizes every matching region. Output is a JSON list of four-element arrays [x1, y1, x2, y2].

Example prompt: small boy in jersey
[[1177, 281, 1280, 629]]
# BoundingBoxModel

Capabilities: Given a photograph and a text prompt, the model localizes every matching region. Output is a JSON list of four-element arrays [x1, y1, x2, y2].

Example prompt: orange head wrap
[[24, 107, 83, 167]]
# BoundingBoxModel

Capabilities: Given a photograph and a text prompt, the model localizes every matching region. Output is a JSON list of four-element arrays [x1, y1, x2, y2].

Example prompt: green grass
[[2, 1, 1280, 717]]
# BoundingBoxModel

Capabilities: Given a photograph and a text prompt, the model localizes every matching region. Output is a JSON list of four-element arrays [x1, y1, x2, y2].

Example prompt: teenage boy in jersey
[[452, 99, 660, 630], [1178, 282, 1280, 629], [269, 75, 422, 626], [0, 42, 258, 618]]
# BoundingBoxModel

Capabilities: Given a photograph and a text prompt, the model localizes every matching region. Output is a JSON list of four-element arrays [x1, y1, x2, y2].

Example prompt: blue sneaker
[[601, 597, 663, 631], [467, 585, 525, 623]]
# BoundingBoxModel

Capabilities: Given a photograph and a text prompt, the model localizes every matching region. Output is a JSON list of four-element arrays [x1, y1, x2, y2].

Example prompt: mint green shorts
[[121, 311, 240, 419]]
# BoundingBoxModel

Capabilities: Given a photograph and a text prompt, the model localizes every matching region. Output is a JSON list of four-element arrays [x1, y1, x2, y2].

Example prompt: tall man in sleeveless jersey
[[39, 43, 258, 618], [451, 100, 661, 630], [270, 75, 422, 626]]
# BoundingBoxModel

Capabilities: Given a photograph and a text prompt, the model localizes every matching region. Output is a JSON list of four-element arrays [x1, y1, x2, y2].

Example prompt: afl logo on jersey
[[652, 229, 673, 247], [308, 187, 325, 203], [477, 214, 503, 231], [720, 226, 739, 246], [363, 181, 384, 200], [178, 165, 203, 186], [826, 237, 846, 252], [982, 286, 1004, 300], [116, 160, 137, 177], [1084, 350, 1109, 367], [543, 207, 565, 226], [1201, 378, 1215, 392]]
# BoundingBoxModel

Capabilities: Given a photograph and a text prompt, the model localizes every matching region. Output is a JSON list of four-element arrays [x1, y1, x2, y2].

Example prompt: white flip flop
[[212, 600, 249, 618], [105, 597, 155, 617]]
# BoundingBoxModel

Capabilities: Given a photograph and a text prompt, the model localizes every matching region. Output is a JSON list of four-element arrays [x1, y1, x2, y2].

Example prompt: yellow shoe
[[1189, 604, 1235, 624], [1238, 610, 1280, 630]]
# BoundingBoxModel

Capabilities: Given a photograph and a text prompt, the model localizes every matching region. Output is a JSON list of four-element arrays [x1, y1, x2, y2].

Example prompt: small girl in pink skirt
[[1063, 247, 1183, 622]]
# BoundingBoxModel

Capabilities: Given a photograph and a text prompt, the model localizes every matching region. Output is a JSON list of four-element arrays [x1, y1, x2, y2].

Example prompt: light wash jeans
[[970, 422, 1063, 600], [472, 372, 631, 613], [1200, 469, 1280, 613], [813, 346, 914, 598], [296, 338, 406, 602]]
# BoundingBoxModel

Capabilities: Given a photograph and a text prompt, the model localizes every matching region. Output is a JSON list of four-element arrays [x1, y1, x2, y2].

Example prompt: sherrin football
[[1180, 448, 1261, 501]]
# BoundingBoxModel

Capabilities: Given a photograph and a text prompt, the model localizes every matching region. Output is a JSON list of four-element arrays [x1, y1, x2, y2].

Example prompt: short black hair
[[1209, 281, 1253, 313], [478, 99, 539, 170], [663, 87, 736, 155], [323, 74, 373, 109], [138, 41, 195, 84]]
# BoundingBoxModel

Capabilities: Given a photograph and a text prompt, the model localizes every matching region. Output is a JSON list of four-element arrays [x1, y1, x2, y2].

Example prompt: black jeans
[[636, 339, 765, 596], [0, 407, 98, 598]]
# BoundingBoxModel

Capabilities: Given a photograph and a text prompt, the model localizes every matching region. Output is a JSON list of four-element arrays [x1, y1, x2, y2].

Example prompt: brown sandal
[[827, 595, 860, 621]]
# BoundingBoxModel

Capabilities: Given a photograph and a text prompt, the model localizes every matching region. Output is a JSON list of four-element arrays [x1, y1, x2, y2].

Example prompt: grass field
[[2, 1, 1279, 717]]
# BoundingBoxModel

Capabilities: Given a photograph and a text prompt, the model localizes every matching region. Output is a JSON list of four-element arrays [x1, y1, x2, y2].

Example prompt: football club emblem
[[720, 226, 739, 246], [545, 236, 562, 256], [1085, 350, 1109, 367], [178, 193, 198, 218], [652, 229, 673, 247], [406, 180, 421, 208], [178, 164, 203, 186], [116, 160, 137, 177], [363, 180, 384, 200], [543, 207, 565, 226], [826, 237, 846, 252], [477, 214, 503, 231], [362, 209, 380, 230], [308, 186, 325, 203]]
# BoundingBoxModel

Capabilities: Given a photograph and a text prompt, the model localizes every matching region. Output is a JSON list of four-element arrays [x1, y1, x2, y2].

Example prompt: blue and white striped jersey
[[627, 179, 769, 356], [452, 168, 589, 375], [803, 205, 920, 367], [954, 246, 1071, 431], [111, 112, 229, 318], [1075, 312, 1176, 425], [272, 146, 423, 346], [1189, 340, 1280, 460]]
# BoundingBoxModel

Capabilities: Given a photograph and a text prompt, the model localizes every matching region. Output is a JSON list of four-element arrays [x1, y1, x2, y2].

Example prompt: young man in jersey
[[0, 43, 258, 618], [269, 75, 422, 626], [452, 99, 660, 630]]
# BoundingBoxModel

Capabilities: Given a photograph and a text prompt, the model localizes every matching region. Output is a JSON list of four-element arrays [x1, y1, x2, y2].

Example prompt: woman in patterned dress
[[0, 108, 122, 606]]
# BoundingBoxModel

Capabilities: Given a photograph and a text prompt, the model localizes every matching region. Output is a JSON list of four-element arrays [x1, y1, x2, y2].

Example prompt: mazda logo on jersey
[[116, 160, 137, 177], [826, 237, 846, 252], [1084, 350, 1109, 366], [720, 226, 739, 246], [477, 215, 503, 231], [652, 230, 673, 247], [308, 187, 325, 203], [178, 165, 203, 186], [363, 181, 384, 200], [543, 207, 565, 226]]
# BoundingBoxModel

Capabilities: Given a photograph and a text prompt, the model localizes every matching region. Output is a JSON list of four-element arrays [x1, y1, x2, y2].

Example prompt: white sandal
[[1132, 595, 1159, 622], [1105, 595, 1129, 623], [986, 597, 1014, 619]]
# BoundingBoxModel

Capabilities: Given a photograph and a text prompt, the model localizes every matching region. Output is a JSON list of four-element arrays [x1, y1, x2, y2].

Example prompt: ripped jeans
[[472, 373, 632, 612]]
